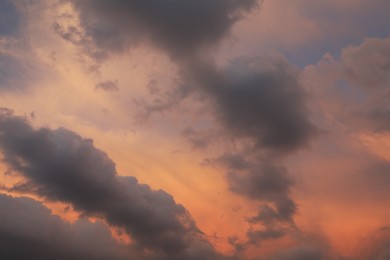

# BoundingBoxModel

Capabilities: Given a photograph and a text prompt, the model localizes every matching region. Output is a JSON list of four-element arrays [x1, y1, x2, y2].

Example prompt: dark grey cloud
[[187, 56, 314, 249], [0, 111, 218, 259], [184, 56, 316, 153], [217, 153, 297, 247], [226, 161, 293, 204], [199, 56, 311, 240], [248, 200, 296, 226], [0, 193, 129, 260], [65, 0, 258, 59], [138, 56, 315, 153]]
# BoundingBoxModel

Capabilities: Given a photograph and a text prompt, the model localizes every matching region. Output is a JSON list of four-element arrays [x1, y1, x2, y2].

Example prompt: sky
[[0, 0, 390, 259]]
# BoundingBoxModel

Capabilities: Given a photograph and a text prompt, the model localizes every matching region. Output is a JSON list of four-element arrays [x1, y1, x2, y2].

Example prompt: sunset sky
[[1, 0, 390, 259]]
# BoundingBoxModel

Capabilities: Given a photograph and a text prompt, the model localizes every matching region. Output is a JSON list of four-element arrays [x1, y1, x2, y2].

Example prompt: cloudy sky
[[0, 0, 390, 259]]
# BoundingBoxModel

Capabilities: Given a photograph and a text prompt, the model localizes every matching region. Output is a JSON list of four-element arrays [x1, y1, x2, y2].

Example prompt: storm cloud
[[0, 110, 218, 259]]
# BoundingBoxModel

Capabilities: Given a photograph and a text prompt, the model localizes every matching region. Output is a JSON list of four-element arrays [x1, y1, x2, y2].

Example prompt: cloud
[[181, 127, 218, 150], [0, 111, 218, 259], [55, 1, 316, 255], [0, 42, 40, 91], [305, 36, 390, 134], [0, 0, 25, 91], [0, 52, 31, 90], [246, 228, 284, 245], [175, 53, 315, 250], [0, 193, 129, 260], [0, 1, 44, 91], [225, 158, 293, 203], [0, 0, 21, 37], [270, 245, 324, 260], [95, 80, 119, 92], [215, 153, 297, 248], [233, 0, 390, 66], [149, 60, 313, 245], [342, 37, 390, 90], [340, 37, 390, 133], [362, 227, 390, 260], [62, 1, 316, 153], [65, 0, 258, 60], [184, 55, 316, 153]]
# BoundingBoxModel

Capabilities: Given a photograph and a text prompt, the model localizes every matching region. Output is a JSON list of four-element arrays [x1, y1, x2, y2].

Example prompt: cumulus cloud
[[0, 193, 129, 260], [0, 110, 218, 259]]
